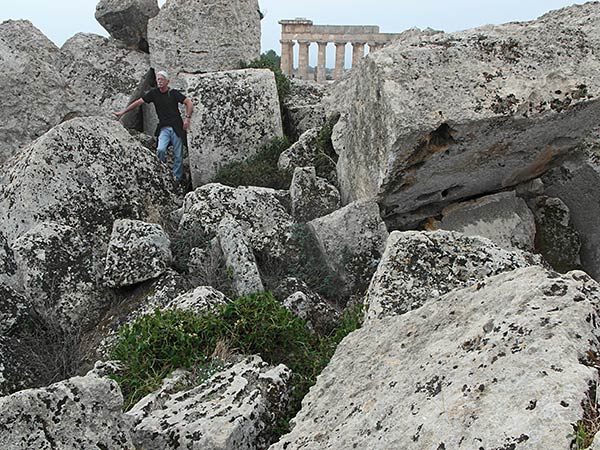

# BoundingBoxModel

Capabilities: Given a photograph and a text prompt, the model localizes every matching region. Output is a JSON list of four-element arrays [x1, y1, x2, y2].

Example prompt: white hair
[[156, 70, 169, 80]]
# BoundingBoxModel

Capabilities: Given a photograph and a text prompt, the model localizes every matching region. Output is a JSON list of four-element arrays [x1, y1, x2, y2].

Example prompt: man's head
[[156, 70, 169, 91]]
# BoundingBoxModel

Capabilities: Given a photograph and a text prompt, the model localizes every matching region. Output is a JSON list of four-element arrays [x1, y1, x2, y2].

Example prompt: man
[[114, 70, 193, 184]]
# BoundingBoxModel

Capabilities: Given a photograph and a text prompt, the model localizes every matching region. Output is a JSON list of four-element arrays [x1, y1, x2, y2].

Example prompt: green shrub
[[241, 51, 291, 107], [212, 136, 292, 189]]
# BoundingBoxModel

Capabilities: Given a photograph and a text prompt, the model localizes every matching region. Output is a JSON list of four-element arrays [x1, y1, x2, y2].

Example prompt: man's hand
[[183, 117, 191, 130], [113, 110, 125, 119]]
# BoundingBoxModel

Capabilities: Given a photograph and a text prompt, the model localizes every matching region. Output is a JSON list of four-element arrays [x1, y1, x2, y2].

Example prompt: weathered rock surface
[[0, 372, 133, 449], [183, 69, 283, 187], [529, 195, 582, 273], [0, 117, 177, 248], [308, 200, 388, 293], [331, 3, 600, 229], [148, 0, 261, 78], [13, 222, 108, 331], [0, 283, 27, 335], [217, 216, 264, 296], [103, 219, 172, 288], [282, 291, 340, 335], [290, 166, 340, 223], [0, 231, 18, 288], [130, 355, 292, 450], [431, 191, 536, 251], [283, 79, 328, 141], [59, 33, 150, 118], [164, 285, 230, 313], [278, 128, 319, 172], [0, 20, 68, 163], [365, 230, 536, 321], [542, 150, 600, 280], [271, 266, 600, 450], [95, 0, 159, 50], [179, 183, 294, 259]]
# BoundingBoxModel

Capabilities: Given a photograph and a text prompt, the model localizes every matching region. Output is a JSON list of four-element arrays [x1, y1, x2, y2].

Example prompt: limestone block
[[432, 191, 536, 251], [164, 285, 230, 313], [278, 128, 319, 172], [290, 166, 340, 223], [183, 69, 283, 187], [0, 283, 28, 336], [308, 200, 388, 293], [148, 0, 261, 78], [217, 216, 264, 296], [0, 20, 69, 163], [330, 3, 600, 229], [95, 0, 159, 50], [283, 79, 328, 141], [270, 266, 600, 450], [103, 219, 172, 288], [365, 230, 536, 321], [130, 355, 292, 450], [282, 291, 340, 335], [0, 373, 133, 449], [58, 33, 151, 118], [179, 183, 294, 259], [0, 335, 35, 396], [528, 195, 582, 273]]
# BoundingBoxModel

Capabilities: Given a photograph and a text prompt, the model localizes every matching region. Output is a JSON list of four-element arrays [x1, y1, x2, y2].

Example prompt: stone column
[[369, 42, 384, 53], [298, 40, 310, 80], [352, 42, 365, 67], [316, 41, 327, 83], [280, 40, 294, 76], [334, 42, 346, 80]]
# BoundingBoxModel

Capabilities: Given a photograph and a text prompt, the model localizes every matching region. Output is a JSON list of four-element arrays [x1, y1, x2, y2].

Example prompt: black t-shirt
[[142, 88, 187, 137]]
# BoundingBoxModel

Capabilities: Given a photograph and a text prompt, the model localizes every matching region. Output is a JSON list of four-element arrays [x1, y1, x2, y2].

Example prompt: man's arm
[[183, 98, 194, 131], [113, 98, 145, 120]]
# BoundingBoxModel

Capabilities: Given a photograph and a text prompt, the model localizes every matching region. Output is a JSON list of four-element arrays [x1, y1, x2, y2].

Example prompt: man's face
[[156, 75, 169, 89]]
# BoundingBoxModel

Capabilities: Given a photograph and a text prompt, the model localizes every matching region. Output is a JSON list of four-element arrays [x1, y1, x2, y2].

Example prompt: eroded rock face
[[0, 283, 27, 336], [130, 355, 292, 450], [148, 0, 261, 77], [0, 20, 69, 163], [103, 219, 172, 288], [278, 128, 319, 172], [290, 166, 340, 223], [431, 191, 536, 251], [365, 230, 536, 321], [331, 3, 600, 229], [0, 373, 133, 449], [283, 79, 328, 141], [308, 200, 388, 293], [95, 0, 159, 50], [183, 69, 283, 187], [271, 267, 600, 450]]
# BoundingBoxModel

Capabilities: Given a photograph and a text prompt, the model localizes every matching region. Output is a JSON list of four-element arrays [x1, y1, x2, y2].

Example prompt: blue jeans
[[157, 127, 183, 181]]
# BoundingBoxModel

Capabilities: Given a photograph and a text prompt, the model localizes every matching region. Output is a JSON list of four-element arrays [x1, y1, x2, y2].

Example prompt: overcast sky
[[0, 0, 588, 66]]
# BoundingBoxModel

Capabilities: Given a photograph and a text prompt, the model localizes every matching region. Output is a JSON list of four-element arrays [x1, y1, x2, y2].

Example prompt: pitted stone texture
[[283, 79, 328, 141], [130, 355, 292, 450], [183, 69, 283, 187], [165, 285, 230, 313], [0, 20, 69, 163], [12, 222, 108, 331], [529, 195, 582, 273], [271, 267, 600, 450], [103, 219, 172, 288], [95, 0, 159, 50], [217, 216, 264, 296], [0, 283, 27, 336], [0, 231, 17, 288], [278, 128, 319, 172], [0, 117, 177, 248], [59, 33, 150, 117], [431, 191, 536, 251], [308, 200, 388, 293], [180, 183, 294, 259], [290, 166, 340, 223], [148, 0, 261, 78], [365, 230, 536, 321], [331, 3, 600, 229], [0, 336, 35, 396], [0, 373, 133, 449], [542, 150, 600, 280]]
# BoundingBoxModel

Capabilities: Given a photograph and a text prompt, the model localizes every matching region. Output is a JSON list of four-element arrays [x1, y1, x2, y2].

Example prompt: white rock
[[95, 0, 159, 50], [290, 166, 340, 223]]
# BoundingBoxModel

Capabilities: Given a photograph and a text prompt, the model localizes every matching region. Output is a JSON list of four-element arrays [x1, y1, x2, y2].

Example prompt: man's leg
[[171, 132, 184, 182], [156, 127, 171, 162]]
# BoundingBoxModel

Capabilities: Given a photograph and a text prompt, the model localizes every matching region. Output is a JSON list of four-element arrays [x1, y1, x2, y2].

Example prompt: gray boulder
[[308, 200, 388, 293], [95, 0, 159, 50], [130, 355, 292, 450], [283, 79, 328, 141], [278, 127, 319, 172], [103, 219, 172, 288], [431, 191, 536, 251], [183, 69, 283, 187], [290, 166, 340, 223], [0, 283, 27, 336], [0, 20, 68, 163], [271, 266, 600, 450], [0, 372, 133, 449], [331, 3, 600, 229], [365, 230, 536, 321], [148, 0, 261, 78]]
